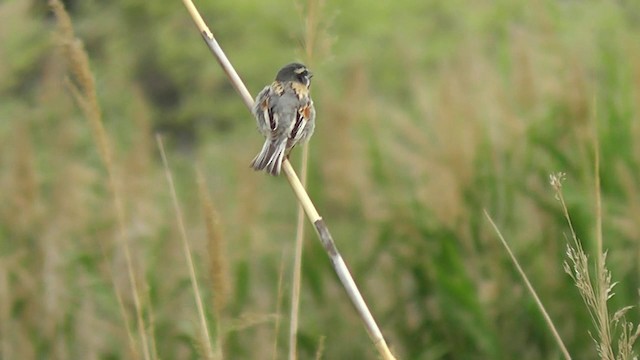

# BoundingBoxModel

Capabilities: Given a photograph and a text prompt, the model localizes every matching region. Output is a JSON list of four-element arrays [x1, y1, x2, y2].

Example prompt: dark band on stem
[[314, 218, 337, 257]]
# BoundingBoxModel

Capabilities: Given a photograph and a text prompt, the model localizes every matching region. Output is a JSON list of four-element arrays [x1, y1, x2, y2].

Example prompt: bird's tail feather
[[250, 140, 287, 176]]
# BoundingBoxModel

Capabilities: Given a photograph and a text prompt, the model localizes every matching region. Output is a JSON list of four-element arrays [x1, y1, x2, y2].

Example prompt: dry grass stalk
[[591, 101, 614, 360], [178, 1, 395, 358], [484, 210, 571, 360], [156, 136, 215, 360], [143, 284, 159, 360], [0, 261, 10, 360], [49, 1, 150, 358], [288, 0, 326, 357], [273, 251, 287, 360]]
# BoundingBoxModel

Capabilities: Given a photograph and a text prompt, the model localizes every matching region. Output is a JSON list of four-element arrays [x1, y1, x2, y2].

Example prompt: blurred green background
[[2, 0, 640, 358]]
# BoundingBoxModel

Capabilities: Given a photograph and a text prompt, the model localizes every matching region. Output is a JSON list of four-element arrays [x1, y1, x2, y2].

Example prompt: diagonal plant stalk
[[156, 136, 215, 359], [178, 1, 396, 358], [484, 211, 572, 360]]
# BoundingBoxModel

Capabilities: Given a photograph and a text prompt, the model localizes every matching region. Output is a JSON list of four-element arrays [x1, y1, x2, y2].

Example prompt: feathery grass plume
[[10, 122, 37, 234], [196, 169, 229, 315], [156, 136, 214, 360], [125, 86, 154, 209], [49, 1, 151, 358], [196, 168, 228, 359], [50, 1, 109, 168], [551, 172, 639, 360]]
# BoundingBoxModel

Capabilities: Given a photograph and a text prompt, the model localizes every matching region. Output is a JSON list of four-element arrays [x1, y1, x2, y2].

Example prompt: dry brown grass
[[3, 0, 640, 358], [157, 136, 214, 359], [50, 1, 151, 358]]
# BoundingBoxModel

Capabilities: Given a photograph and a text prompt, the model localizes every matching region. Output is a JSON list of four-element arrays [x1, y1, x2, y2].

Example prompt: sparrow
[[250, 62, 316, 176]]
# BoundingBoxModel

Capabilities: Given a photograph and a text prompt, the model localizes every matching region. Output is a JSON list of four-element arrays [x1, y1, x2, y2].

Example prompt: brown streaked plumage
[[250, 63, 316, 176]]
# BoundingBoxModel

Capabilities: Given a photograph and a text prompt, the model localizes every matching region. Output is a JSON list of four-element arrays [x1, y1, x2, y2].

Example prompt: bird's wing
[[289, 98, 313, 143], [253, 85, 280, 136]]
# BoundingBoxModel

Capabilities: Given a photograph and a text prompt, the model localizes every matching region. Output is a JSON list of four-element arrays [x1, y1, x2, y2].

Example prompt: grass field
[[2, 0, 640, 359]]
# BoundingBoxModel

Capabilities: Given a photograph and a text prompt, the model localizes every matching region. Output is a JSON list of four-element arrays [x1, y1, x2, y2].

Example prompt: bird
[[250, 62, 316, 176]]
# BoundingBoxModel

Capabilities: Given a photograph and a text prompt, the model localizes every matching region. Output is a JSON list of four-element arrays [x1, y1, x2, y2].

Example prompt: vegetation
[[2, 0, 640, 358]]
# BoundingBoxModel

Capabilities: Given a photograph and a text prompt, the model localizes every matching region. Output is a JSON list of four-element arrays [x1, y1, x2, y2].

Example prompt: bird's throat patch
[[291, 82, 309, 99]]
